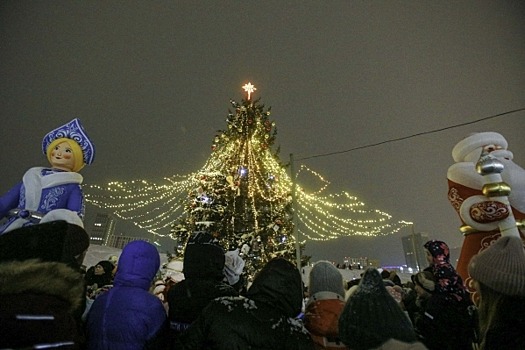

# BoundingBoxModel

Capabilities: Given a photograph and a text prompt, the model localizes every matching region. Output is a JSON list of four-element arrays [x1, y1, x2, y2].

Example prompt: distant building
[[343, 256, 370, 269], [402, 232, 429, 271], [89, 213, 117, 245], [106, 234, 150, 250]]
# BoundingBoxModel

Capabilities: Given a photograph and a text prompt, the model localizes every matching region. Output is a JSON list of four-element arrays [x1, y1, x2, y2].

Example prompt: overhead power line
[[297, 107, 525, 162]]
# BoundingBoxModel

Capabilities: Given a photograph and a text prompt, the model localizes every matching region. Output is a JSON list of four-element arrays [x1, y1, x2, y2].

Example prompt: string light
[[85, 85, 412, 247]]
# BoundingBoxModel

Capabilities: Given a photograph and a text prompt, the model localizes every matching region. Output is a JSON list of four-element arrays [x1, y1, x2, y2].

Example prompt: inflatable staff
[[447, 132, 525, 284], [0, 118, 95, 234]]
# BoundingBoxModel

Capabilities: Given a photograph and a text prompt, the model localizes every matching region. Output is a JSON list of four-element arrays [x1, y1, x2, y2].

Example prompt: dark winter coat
[[167, 235, 238, 332], [174, 258, 315, 350], [0, 259, 86, 349], [86, 240, 169, 350], [414, 292, 474, 350]]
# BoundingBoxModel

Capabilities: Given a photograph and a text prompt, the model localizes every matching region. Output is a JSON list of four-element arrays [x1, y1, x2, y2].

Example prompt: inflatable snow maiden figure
[[0, 118, 95, 234]]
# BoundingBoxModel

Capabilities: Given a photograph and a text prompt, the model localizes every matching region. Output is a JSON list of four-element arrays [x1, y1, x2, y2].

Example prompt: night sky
[[1, 1, 524, 266]]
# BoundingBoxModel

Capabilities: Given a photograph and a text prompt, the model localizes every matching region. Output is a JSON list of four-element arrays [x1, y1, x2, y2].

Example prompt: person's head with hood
[[246, 257, 303, 318], [424, 240, 451, 266], [183, 231, 225, 282], [339, 268, 417, 350], [113, 240, 160, 290]]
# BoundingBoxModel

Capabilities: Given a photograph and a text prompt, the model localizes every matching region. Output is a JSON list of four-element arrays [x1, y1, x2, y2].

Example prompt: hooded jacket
[[0, 259, 86, 349], [174, 257, 315, 350], [167, 235, 237, 331], [305, 292, 348, 349], [86, 240, 168, 350]]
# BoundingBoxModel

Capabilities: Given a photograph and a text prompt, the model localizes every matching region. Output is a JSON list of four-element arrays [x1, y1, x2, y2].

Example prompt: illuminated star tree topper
[[242, 82, 257, 100]]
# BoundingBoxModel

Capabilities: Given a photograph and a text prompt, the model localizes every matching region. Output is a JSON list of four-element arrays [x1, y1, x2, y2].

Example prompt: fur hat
[[339, 268, 416, 350], [412, 271, 435, 294], [468, 236, 525, 297], [309, 260, 345, 297]]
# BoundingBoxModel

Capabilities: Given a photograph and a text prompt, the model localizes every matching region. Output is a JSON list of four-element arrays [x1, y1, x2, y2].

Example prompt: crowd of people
[[1, 221, 524, 350]]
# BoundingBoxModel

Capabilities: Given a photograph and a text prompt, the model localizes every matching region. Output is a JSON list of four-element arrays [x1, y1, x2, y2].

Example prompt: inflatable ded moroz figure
[[447, 131, 525, 288], [0, 118, 95, 234]]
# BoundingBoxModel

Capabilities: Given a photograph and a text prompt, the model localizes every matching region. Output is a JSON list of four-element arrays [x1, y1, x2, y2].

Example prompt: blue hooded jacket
[[86, 240, 168, 349]]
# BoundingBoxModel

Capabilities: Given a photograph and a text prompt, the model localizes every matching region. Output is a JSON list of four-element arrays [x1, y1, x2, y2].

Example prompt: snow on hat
[[468, 236, 525, 297], [452, 132, 507, 163], [309, 260, 345, 297], [224, 249, 245, 285], [339, 268, 416, 349]]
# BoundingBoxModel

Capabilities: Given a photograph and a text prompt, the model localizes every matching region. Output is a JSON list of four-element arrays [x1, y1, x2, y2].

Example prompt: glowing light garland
[[85, 85, 412, 247]]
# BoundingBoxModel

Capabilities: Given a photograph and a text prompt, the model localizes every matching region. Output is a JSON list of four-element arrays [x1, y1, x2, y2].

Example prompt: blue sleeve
[[0, 182, 22, 218]]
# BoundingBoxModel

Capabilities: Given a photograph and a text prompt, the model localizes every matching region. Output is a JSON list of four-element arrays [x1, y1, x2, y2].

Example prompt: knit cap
[[339, 268, 416, 350], [309, 261, 345, 297], [468, 236, 525, 297]]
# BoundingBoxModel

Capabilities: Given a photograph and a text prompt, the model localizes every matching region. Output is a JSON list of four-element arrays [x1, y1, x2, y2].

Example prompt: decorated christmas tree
[[171, 83, 298, 276], [85, 82, 412, 279]]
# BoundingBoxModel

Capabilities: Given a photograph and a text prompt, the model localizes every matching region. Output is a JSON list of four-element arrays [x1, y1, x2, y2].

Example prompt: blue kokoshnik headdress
[[42, 118, 95, 165]]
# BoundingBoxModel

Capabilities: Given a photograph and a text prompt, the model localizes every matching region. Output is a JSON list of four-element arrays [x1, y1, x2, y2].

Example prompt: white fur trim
[[23, 168, 45, 210], [447, 162, 485, 189], [22, 168, 83, 210], [452, 132, 507, 162], [40, 170, 83, 188], [40, 209, 84, 228]]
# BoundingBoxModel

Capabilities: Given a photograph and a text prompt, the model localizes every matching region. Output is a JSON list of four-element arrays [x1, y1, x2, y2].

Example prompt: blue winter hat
[[42, 118, 95, 165]]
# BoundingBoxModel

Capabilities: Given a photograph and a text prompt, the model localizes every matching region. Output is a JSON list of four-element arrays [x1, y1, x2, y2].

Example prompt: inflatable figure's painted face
[[50, 141, 76, 171]]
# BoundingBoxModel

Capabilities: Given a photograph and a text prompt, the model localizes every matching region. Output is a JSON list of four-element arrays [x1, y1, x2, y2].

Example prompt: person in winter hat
[[420, 240, 475, 349], [173, 257, 315, 350], [84, 260, 114, 288], [468, 236, 525, 350], [423, 240, 467, 303], [304, 261, 348, 349], [339, 268, 426, 350], [166, 231, 238, 334], [86, 240, 169, 350]]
